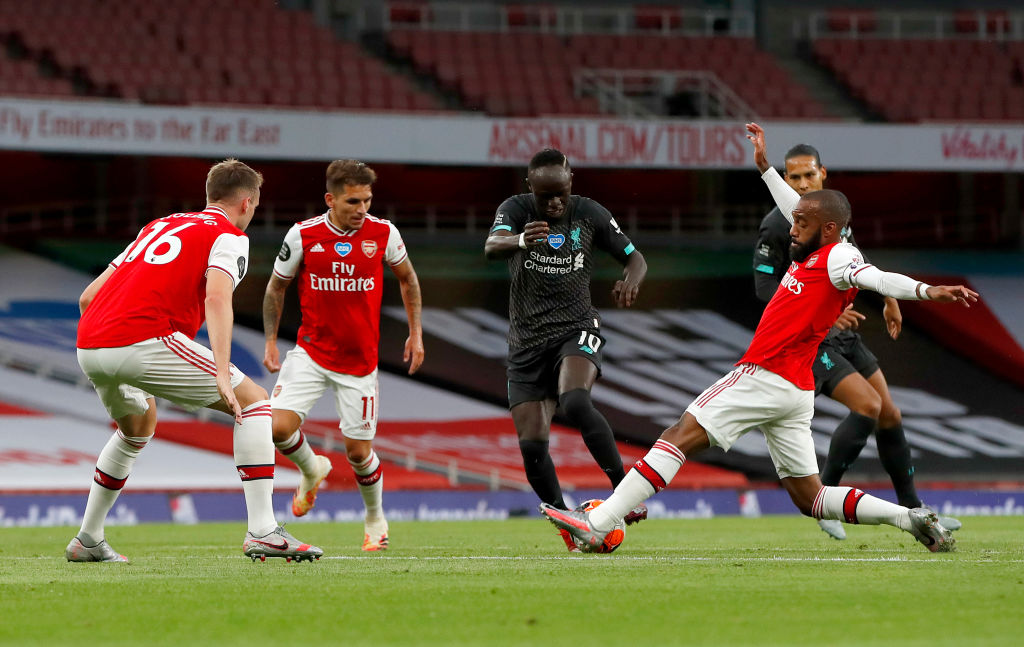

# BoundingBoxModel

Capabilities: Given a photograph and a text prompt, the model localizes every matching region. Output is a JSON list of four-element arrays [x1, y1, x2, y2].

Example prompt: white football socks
[[274, 430, 319, 476], [589, 440, 685, 532], [234, 400, 277, 537], [350, 450, 384, 522], [812, 485, 912, 532], [79, 429, 151, 543]]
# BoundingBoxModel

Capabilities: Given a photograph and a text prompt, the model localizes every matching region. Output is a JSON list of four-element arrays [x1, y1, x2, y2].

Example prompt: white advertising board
[[1, 98, 1022, 171]]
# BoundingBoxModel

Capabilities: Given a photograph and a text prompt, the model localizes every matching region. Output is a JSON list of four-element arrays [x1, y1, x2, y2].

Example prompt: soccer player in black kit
[[485, 149, 648, 551], [750, 126, 960, 540]]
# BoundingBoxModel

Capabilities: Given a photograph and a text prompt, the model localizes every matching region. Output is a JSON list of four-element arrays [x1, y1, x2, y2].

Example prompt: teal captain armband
[[491, 225, 512, 233], [624, 243, 635, 255], [755, 263, 775, 274]]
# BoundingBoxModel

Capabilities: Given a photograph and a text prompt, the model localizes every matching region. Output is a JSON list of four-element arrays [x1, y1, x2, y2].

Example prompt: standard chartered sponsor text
[[525, 250, 576, 274]]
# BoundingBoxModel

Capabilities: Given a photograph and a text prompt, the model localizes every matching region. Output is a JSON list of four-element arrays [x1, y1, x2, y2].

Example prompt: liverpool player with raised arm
[[542, 125, 977, 553], [70, 159, 321, 563], [752, 140, 960, 541], [485, 149, 648, 552], [263, 159, 423, 552]]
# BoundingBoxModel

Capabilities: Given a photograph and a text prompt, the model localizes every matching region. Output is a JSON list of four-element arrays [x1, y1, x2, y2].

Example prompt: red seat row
[[0, 0, 443, 112], [390, 28, 828, 119], [814, 38, 1023, 122]]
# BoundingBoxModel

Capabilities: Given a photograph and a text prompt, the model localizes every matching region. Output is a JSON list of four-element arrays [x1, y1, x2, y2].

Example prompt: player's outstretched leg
[[65, 534, 128, 563], [805, 483, 955, 553], [243, 526, 324, 562]]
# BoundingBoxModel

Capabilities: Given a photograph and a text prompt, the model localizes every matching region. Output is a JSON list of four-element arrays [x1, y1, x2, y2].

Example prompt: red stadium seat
[[389, 1, 430, 26], [634, 5, 682, 31], [505, 4, 557, 28], [826, 9, 878, 34]]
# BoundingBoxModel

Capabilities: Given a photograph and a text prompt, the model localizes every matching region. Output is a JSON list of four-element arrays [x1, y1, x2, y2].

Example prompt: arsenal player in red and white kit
[[70, 159, 321, 563], [543, 124, 979, 553], [263, 159, 423, 551]]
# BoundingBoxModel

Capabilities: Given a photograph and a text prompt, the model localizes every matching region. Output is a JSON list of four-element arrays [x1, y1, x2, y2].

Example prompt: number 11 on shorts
[[361, 396, 375, 420]]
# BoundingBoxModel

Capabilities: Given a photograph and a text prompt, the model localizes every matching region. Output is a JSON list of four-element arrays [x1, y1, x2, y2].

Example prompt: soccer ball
[[574, 499, 625, 554]]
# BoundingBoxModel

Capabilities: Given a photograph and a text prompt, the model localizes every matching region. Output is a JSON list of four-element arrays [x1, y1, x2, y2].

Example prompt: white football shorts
[[685, 362, 818, 479], [270, 346, 379, 441], [77, 332, 246, 420]]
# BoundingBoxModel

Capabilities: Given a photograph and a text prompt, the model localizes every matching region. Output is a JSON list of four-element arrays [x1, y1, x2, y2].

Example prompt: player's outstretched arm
[[206, 269, 241, 423], [745, 122, 799, 223], [612, 249, 647, 308], [829, 249, 979, 307], [262, 274, 291, 373], [484, 221, 550, 260], [391, 258, 424, 374], [78, 265, 116, 314]]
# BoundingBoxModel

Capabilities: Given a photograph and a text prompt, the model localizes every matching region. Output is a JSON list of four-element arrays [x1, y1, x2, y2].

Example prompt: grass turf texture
[[1, 516, 1022, 646]]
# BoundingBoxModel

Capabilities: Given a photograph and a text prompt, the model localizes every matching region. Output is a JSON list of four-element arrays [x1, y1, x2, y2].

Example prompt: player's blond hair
[[206, 159, 263, 204], [326, 159, 377, 195]]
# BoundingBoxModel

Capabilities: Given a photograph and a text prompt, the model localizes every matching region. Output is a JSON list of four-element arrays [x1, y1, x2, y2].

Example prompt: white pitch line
[[8, 555, 1023, 563], [317, 555, 1022, 563]]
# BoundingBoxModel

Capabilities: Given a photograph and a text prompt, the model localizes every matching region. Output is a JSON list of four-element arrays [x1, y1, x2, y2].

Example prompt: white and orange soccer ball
[[574, 499, 625, 553]]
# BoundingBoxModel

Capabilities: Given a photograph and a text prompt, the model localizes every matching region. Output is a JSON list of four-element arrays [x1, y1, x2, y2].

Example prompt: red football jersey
[[738, 242, 858, 389], [273, 213, 407, 376], [77, 206, 249, 348]]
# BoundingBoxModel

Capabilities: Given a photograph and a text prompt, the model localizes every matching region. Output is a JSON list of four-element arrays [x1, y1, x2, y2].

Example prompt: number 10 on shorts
[[577, 331, 602, 355]]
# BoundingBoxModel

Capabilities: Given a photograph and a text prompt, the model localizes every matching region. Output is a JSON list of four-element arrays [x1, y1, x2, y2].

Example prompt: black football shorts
[[506, 328, 605, 408]]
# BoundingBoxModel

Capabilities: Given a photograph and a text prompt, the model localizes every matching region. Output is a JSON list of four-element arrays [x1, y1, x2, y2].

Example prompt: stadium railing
[[374, 1, 753, 37], [802, 8, 1024, 41]]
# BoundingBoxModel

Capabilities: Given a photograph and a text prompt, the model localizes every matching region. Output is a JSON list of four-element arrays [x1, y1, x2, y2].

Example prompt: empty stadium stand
[[0, 53, 74, 99], [385, 14, 828, 118], [4, 1, 1023, 123], [0, 0, 443, 111], [807, 9, 1024, 122]]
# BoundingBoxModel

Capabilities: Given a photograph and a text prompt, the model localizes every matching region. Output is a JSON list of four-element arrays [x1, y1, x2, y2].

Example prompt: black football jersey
[[490, 194, 636, 349]]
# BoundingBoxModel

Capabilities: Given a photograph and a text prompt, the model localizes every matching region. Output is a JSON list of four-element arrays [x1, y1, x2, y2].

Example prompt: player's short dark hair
[[785, 143, 823, 168], [803, 189, 851, 227], [326, 159, 377, 194], [206, 158, 263, 204], [528, 148, 570, 172]]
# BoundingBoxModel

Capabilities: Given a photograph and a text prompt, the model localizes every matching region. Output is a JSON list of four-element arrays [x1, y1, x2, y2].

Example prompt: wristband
[[518, 233, 527, 249], [915, 282, 930, 300]]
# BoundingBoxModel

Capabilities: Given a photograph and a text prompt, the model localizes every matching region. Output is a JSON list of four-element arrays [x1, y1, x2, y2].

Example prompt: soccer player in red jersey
[[752, 141, 959, 540], [543, 124, 978, 553], [263, 160, 423, 551], [70, 159, 321, 563]]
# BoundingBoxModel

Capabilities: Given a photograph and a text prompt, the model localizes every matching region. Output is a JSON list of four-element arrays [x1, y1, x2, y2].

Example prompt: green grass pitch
[[1, 516, 1022, 646]]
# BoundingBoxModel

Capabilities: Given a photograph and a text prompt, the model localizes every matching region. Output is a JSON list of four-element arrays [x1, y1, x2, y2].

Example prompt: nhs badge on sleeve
[[335, 242, 353, 257], [547, 234, 565, 249]]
